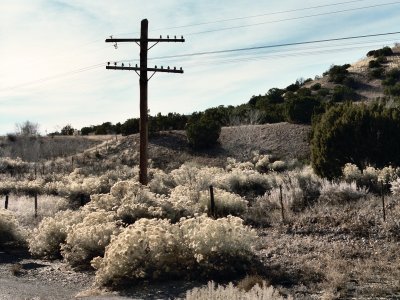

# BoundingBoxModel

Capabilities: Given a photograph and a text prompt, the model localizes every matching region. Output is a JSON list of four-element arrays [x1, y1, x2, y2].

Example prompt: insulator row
[[154, 66, 183, 71], [107, 62, 182, 71], [159, 35, 184, 39]]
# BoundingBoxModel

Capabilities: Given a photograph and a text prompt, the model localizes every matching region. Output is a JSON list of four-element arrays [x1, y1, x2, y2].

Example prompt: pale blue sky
[[1, 0, 400, 134]]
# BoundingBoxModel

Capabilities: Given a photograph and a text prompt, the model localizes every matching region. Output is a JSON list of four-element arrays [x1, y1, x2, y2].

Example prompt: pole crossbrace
[[105, 19, 185, 185]]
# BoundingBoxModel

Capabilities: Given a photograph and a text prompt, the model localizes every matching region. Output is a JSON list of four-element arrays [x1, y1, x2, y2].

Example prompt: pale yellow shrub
[[186, 281, 292, 300]]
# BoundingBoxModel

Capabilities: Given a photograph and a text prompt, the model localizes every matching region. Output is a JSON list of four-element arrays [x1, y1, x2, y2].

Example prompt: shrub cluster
[[92, 215, 257, 286], [186, 113, 221, 149], [311, 103, 400, 179], [0, 209, 26, 245], [367, 46, 393, 58], [324, 64, 351, 84], [185, 280, 291, 300]]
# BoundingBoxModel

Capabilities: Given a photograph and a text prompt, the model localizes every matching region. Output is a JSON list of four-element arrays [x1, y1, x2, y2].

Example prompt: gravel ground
[[0, 248, 202, 300]]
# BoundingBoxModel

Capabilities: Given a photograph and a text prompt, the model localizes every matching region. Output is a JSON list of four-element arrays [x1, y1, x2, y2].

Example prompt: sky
[[1, 0, 400, 134]]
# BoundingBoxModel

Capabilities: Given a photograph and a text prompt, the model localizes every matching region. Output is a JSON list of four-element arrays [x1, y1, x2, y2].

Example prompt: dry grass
[[255, 195, 400, 299], [5, 194, 71, 227]]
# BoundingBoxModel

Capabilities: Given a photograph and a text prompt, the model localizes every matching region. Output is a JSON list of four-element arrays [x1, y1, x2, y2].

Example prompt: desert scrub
[[199, 188, 248, 217], [185, 280, 291, 300], [6, 194, 70, 227], [180, 215, 257, 275], [28, 209, 85, 258], [93, 215, 258, 287], [92, 218, 185, 286], [0, 209, 26, 246], [318, 180, 368, 205], [61, 210, 121, 269]]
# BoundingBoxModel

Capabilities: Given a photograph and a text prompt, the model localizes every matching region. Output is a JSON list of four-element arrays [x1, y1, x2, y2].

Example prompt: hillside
[[303, 44, 400, 101], [76, 122, 311, 172]]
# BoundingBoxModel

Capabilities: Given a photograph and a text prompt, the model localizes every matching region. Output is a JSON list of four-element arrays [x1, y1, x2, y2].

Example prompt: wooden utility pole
[[105, 19, 184, 185]]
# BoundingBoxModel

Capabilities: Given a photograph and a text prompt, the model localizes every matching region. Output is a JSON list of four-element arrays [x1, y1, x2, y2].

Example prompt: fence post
[[5, 194, 9, 209], [209, 185, 215, 218], [34, 194, 38, 218], [381, 181, 386, 222], [279, 185, 285, 223]]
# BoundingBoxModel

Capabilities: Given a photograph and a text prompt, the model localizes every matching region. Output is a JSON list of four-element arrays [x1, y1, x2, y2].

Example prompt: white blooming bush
[[92, 215, 257, 287], [61, 210, 121, 268], [7, 194, 70, 227], [0, 157, 30, 174], [219, 168, 274, 197], [0, 179, 15, 195], [28, 209, 85, 258], [167, 185, 202, 218], [318, 180, 368, 205], [226, 157, 255, 172], [171, 164, 225, 192], [0, 209, 26, 245], [254, 153, 272, 173], [199, 188, 248, 216], [115, 185, 171, 223], [180, 215, 257, 274], [185, 281, 291, 300], [278, 167, 322, 211], [148, 168, 175, 195], [269, 160, 287, 172], [343, 163, 399, 190], [390, 178, 400, 196], [92, 218, 185, 286], [342, 163, 362, 183]]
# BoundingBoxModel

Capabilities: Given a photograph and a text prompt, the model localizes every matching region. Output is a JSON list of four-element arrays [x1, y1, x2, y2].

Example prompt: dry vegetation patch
[[255, 196, 400, 299]]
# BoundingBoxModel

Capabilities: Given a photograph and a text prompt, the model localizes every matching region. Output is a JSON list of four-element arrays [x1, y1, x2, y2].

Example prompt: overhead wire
[[2, 2, 400, 93], [116, 0, 373, 35], [0, 63, 105, 93], [186, 1, 400, 35], [143, 31, 400, 61]]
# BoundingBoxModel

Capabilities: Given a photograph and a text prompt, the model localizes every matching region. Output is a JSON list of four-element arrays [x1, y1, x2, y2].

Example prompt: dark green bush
[[324, 64, 351, 84], [332, 86, 358, 102], [368, 60, 381, 69], [311, 103, 400, 179], [285, 96, 320, 124], [367, 46, 393, 58], [317, 88, 330, 97], [286, 83, 300, 92], [186, 114, 221, 149], [369, 67, 384, 79], [376, 56, 388, 64], [311, 83, 321, 91], [382, 68, 400, 86], [384, 83, 400, 96]]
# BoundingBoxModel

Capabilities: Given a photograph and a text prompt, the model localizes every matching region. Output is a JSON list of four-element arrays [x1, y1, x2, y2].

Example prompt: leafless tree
[[15, 121, 40, 136]]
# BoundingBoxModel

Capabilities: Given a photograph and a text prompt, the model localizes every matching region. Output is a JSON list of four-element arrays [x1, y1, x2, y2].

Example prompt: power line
[[0, 63, 104, 92], [116, 0, 372, 35], [2, 32, 399, 93], [146, 31, 400, 60], [186, 1, 400, 35]]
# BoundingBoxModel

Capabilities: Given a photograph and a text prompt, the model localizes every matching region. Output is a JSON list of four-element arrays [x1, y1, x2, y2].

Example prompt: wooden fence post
[[34, 194, 38, 218], [80, 194, 85, 207], [279, 185, 285, 223], [381, 181, 386, 222], [4, 194, 9, 209], [209, 185, 216, 218]]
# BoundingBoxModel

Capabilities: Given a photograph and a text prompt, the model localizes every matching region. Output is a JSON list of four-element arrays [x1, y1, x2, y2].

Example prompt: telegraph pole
[[105, 19, 184, 185]]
